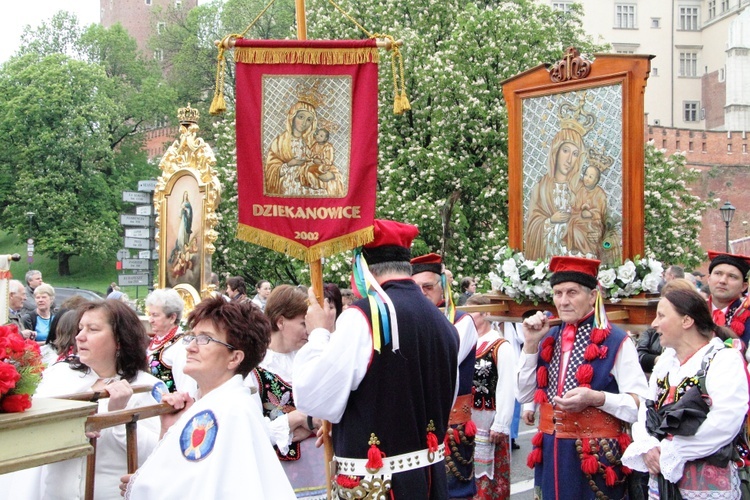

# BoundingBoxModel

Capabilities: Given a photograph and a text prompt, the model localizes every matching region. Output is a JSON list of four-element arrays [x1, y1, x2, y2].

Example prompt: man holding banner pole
[[295, 219, 459, 499]]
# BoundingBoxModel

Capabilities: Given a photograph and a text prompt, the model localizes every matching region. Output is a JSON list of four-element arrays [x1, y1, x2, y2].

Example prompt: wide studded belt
[[538, 402, 623, 439], [333, 443, 445, 477]]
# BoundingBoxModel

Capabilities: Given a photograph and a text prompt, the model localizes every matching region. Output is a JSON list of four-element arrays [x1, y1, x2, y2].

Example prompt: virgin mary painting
[[524, 126, 585, 260]]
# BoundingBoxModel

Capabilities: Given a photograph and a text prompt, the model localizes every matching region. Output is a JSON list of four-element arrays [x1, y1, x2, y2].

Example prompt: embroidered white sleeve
[[658, 438, 686, 483]]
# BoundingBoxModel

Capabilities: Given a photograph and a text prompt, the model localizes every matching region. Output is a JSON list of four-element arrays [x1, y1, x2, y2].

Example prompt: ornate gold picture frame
[[154, 105, 221, 305]]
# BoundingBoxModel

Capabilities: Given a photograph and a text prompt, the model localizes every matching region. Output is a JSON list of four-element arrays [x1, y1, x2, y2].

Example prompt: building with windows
[[543, 0, 750, 132]]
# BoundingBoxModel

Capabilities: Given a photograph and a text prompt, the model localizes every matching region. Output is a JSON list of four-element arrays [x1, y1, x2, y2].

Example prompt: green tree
[[644, 142, 715, 269], [0, 14, 175, 274], [0, 54, 121, 275]]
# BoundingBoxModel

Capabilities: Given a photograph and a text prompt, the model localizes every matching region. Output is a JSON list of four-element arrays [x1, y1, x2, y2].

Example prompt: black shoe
[[511, 439, 520, 450]]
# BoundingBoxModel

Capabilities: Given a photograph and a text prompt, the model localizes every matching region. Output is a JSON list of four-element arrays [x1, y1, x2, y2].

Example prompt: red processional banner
[[234, 39, 379, 262]]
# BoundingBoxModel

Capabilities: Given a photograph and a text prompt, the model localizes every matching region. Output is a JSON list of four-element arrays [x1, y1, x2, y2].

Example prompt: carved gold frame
[[154, 106, 221, 309]]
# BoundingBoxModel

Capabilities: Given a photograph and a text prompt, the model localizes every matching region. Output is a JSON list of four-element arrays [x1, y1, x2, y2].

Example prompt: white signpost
[[119, 179, 157, 293]]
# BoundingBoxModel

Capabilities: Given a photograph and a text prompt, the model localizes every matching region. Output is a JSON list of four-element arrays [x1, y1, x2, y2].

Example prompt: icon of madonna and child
[[263, 80, 347, 199], [524, 98, 622, 266]]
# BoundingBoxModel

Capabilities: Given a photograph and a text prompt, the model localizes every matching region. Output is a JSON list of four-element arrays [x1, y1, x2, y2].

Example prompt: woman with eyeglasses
[[22, 300, 161, 500], [122, 295, 295, 498], [247, 284, 327, 499]]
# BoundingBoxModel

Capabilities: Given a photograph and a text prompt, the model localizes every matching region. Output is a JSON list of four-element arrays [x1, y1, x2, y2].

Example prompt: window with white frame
[[684, 101, 699, 122], [145, 0, 152, 5], [157, 22, 166, 35], [708, 0, 716, 19], [615, 4, 637, 28], [679, 6, 699, 30], [552, 2, 573, 13], [154, 49, 164, 61], [679, 52, 698, 77], [175, 0, 182, 6], [651, 18, 661, 28], [721, 0, 730, 12]]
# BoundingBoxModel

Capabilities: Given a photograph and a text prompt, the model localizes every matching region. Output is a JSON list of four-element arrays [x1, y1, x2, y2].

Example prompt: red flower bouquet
[[0, 324, 44, 413]]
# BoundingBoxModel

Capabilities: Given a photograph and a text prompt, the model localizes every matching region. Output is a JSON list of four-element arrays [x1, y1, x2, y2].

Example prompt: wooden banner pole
[[293, 3, 332, 497]]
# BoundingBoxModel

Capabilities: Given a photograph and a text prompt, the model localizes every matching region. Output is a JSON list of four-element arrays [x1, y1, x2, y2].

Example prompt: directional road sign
[[125, 228, 152, 239], [121, 258, 150, 270], [122, 191, 151, 204], [124, 237, 150, 250], [138, 250, 159, 260], [120, 214, 151, 227], [118, 274, 150, 286], [116, 249, 130, 261], [135, 205, 153, 216], [138, 180, 157, 192]]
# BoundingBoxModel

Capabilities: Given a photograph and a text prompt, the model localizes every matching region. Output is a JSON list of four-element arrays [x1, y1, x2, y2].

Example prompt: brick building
[[647, 125, 750, 268], [100, 0, 197, 160]]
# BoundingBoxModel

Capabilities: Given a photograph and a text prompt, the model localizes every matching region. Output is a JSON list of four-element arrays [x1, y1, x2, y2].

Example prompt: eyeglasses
[[420, 281, 440, 292], [182, 333, 236, 350]]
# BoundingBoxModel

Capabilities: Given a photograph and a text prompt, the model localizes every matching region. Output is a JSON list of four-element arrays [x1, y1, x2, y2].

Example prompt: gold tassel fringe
[[236, 223, 374, 263], [234, 47, 379, 65]]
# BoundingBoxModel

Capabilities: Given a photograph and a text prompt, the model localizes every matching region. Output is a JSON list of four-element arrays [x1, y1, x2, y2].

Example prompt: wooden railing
[[57, 385, 175, 500]]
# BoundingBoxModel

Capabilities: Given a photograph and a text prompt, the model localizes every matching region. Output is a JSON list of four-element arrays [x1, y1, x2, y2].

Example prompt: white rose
[[598, 268, 617, 288], [617, 261, 637, 283], [531, 284, 546, 296], [648, 259, 664, 275], [502, 259, 519, 277], [533, 262, 547, 280], [642, 273, 661, 293]]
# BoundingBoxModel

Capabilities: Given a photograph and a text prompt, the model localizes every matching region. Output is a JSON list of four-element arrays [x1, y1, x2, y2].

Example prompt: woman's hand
[[522, 410, 536, 426], [644, 446, 661, 475], [107, 380, 134, 412], [119, 474, 132, 497], [489, 430, 505, 445], [159, 392, 194, 438]]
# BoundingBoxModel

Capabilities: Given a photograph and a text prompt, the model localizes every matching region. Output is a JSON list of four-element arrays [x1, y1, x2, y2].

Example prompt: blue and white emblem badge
[[179, 410, 218, 461], [151, 381, 169, 402]]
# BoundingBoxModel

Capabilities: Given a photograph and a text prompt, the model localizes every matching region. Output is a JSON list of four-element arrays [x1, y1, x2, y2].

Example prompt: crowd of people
[[2, 220, 750, 499]]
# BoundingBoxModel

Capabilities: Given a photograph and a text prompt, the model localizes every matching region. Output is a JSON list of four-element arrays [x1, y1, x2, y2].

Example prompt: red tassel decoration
[[366, 443, 384, 470], [531, 431, 544, 447], [526, 447, 543, 469], [618, 432, 632, 452], [621, 465, 632, 475], [581, 438, 591, 454], [337, 475, 361, 488], [581, 454, 599, 474], [540, 338, 554, 362], [599, 345, 608, 359], [604, 466, 617, 487], [591, 326, 611, 345], [576, 364, 594, 385], [453, 427, 461, 444], [464, 420, 477, 438], [584, 343, 600, 361], [427, 431, 439, 453], [537, 366, 548, 387], [533, 388, 548, 404], [443, 432, 451, 456]]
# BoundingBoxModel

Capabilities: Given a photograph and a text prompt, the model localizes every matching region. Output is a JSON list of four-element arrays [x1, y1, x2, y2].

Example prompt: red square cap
[[549, 256, 600, 289], [361, 219, 419, 264], [410, 253, 443, 275]]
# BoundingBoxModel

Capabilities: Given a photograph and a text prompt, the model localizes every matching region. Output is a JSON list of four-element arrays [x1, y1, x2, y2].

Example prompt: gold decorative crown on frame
[[178, 103, 200, 124], [587, 147, 615, 173], [295, 80, 326, 108], [557, 95, 595, 137]]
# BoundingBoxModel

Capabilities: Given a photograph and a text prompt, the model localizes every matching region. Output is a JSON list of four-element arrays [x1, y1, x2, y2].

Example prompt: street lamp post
[[719, 201, 736, 253]]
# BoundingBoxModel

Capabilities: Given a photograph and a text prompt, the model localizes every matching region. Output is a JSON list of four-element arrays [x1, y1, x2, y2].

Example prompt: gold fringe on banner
[[233, 46, 380, 65], [236, 224, 374, 263]]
